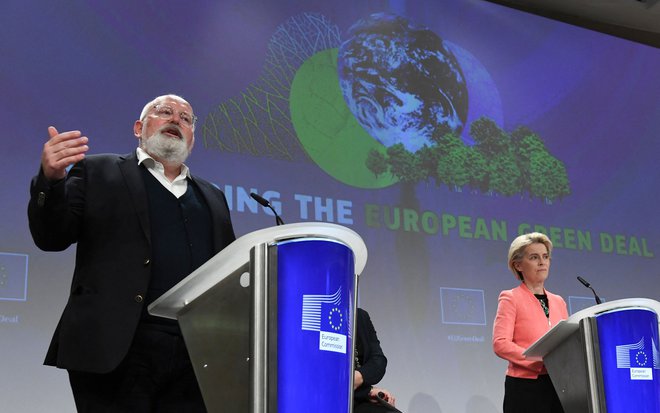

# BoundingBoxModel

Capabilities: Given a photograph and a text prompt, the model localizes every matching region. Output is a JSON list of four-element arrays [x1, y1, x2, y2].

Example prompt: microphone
[[577, 276, 603, 304], [250, 192, 285, 226], [375, 392, 403, 413]]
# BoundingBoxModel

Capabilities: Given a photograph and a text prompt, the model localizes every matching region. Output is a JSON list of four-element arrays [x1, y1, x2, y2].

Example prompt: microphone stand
[[577, 276, 603, 304], [250, 193, 285, 226]]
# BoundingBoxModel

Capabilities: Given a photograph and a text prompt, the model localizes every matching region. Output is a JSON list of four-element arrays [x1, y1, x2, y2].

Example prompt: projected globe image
[[337, 13, 468, 153], [290, 13, 501, 189]]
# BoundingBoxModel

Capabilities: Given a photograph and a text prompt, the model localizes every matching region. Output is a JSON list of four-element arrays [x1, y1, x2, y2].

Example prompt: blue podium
[[149, 223, 368, 413], [525, 298, 660, 413]]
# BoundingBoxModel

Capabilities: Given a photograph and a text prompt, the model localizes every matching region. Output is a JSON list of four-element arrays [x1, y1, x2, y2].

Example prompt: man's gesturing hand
[[41, 126, 89, 182]]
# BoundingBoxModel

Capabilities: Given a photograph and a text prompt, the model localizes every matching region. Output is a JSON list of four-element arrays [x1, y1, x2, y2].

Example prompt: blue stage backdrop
[[1, 1, 658, 412]]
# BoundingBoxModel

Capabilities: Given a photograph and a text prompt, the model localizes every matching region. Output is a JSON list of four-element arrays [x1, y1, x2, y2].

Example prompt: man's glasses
[[150, 104, 197, 128]]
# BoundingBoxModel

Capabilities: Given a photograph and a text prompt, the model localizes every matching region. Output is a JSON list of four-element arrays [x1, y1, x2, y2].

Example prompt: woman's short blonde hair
[[507, 232, 553, 280]]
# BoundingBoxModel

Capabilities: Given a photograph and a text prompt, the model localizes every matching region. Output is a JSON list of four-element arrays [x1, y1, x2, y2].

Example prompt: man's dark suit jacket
[[354, 307, 388, 402], [28, 152, 236, 374]]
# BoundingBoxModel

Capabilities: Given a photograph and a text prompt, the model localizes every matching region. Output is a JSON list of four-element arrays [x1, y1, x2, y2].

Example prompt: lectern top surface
[[524, 298, 660, 359], [148, 222, 367, 319]]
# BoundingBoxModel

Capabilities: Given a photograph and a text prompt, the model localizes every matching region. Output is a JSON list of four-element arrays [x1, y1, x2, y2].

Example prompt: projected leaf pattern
[[368, 117, 571, 203], [201, 13, 340, 161]]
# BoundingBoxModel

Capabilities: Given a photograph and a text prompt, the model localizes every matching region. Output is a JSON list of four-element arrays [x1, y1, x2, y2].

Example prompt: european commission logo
[[615, 337, 660, 380], [301, 287, 350, 354]]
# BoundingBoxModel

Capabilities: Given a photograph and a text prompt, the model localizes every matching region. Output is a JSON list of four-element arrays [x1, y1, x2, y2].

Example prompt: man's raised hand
[[41, 126, 89, 181]]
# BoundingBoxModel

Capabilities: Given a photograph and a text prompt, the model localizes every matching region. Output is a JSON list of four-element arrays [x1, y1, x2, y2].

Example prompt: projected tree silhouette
[[367, 117, 571, 203]]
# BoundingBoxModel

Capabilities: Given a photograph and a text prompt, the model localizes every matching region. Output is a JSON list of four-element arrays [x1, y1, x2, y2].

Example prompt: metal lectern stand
[[149, 222, 368, 413]]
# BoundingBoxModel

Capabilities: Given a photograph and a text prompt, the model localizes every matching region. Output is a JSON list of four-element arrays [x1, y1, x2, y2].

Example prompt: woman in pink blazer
[[493, 232, 568, 413]]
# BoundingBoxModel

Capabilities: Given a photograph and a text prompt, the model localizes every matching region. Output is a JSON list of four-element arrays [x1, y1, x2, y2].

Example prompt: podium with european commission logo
[[148, 222, 368, 413], [524, 298, 660, 413]]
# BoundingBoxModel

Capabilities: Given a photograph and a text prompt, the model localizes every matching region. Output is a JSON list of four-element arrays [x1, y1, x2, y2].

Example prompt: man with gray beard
[[28, 94, 236, 412]]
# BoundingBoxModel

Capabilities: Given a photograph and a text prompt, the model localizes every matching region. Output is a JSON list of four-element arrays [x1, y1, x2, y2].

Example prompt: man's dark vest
[[139, 166, 214, 327]]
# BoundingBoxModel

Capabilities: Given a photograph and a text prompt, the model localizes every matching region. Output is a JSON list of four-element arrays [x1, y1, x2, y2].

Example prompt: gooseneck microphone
[[577, 275, 603, 305], [250, 192, 285, 226]]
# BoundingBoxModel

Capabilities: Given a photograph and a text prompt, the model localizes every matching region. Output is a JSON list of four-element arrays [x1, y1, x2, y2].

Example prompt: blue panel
[[0, 253, 28, 301], [277, 239, 355, 413], [439, 287, 486, 325], [597, 308, 660, 413]]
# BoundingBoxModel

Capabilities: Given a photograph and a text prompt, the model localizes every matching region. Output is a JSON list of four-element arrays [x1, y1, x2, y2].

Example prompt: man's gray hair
[[139, 94, 190, 121]]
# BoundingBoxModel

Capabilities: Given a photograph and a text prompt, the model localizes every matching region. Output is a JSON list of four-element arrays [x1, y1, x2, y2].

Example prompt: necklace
[[540, 300, 549, 317], [537, 296, 549, 318]]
